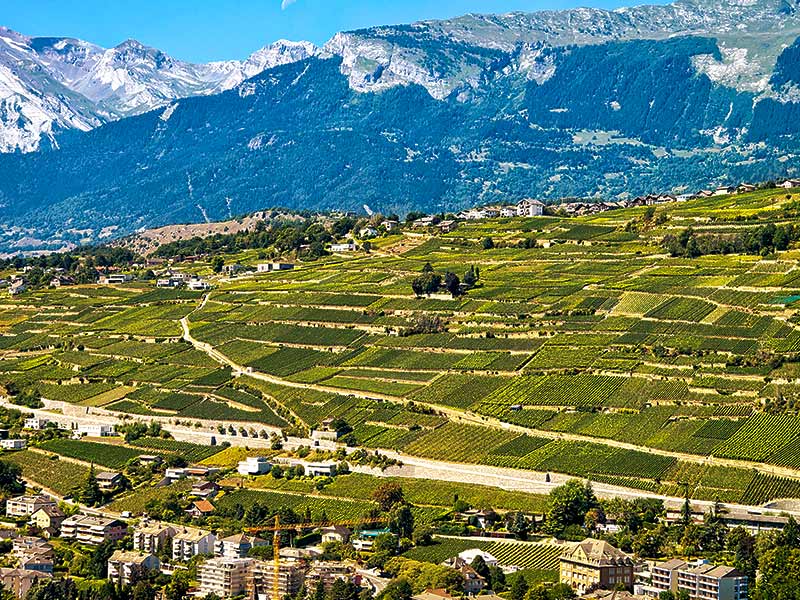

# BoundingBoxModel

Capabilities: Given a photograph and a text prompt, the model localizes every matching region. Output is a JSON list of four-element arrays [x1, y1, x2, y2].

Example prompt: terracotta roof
[[412, 589, 453, 600], [191, 500, 215, 514]]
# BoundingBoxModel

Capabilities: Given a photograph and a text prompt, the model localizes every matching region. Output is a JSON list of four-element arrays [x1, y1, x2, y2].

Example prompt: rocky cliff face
[[321, 0, 800, 98]]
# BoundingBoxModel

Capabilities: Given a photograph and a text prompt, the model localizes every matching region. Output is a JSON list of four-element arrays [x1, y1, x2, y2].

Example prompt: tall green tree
[[377, 579, 412, 600], [0, 461, 23, 496], [755, 547, 800, 600], [79, 464, 103, 507], [210, 255, 225, 273], [373, 483, 406, 512], [545, 480, 599, 537]]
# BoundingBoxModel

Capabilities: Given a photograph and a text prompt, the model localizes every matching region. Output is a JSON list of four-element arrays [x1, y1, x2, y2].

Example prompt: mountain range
[[0, 27, 316, 152], [4, 0, 800, 251]]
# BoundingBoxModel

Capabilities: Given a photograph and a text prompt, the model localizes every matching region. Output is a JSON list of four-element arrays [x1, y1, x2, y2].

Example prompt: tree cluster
[[663, 224, 799, 258], [154, 218, 334, 260]]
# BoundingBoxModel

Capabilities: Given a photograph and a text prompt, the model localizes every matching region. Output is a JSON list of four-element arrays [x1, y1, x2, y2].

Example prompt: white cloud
[[281, 0, 297, 9]]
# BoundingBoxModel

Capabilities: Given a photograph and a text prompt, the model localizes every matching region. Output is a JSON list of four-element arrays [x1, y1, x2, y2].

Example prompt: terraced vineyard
[[403, 537, 560, 570], [4, 450, 89, 496], [486, 541, 562, 570], [5, 188, 800, 506]]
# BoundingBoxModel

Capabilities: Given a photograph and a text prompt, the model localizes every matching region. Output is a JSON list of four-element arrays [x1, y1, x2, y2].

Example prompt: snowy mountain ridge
[[0, 27, 317, 152]]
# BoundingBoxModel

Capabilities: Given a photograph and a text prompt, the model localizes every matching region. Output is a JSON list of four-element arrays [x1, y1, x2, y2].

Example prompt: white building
[[6, 496, 56, 518], [198, 557, 253, 598], [132, 520, 176, 554], [459, 209, 487, 220], [320, 525, 351, 545], [714, 186, 736, 196], [77, 424, 115, 437], [8, 280, 26, 296], [517, 199, 545, 217], [188, 278, 211, 291], [0, 439, 26, 450], [305, 462, 336, 477], [61, 515, 127, 545], [99, 274, 132, 285], [107, 551, 159, 586], [257, 263, 294, 273], [172, 526, 216, 562], [639, 559, 748, 600], [237, 457, 272, 476], [157, 278, 183, 288], [24, 418, 49, 430], [458, 549, 498, 568], [412, 216, 437, 227], [215, 534, 267, 559], [330, 242, 357, 253], [222, 264, 247, 276]]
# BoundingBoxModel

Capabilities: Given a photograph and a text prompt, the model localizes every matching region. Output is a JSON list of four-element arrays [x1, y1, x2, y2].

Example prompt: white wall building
[[517, 199, 545, 217], [172, 527, 216, 562], [237, 457, 272, 476], [77, 424, 115, 437]]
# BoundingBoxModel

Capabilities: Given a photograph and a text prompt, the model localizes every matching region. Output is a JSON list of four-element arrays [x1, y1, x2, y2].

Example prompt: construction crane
[[248, 515, 391, 600]]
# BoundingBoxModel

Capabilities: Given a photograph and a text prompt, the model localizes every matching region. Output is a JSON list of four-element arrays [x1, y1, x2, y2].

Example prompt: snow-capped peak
[[0, 27, 317, 152]]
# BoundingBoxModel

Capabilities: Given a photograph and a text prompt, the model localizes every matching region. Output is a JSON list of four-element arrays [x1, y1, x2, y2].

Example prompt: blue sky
[[5, 0, 658, 62]]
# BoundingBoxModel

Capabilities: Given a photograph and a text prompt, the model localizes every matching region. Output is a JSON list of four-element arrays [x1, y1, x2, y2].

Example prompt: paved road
[[10, 397, 800, 518]]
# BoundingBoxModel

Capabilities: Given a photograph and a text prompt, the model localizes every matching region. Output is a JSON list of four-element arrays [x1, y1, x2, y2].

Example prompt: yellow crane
[[248, 515, 391, 600]]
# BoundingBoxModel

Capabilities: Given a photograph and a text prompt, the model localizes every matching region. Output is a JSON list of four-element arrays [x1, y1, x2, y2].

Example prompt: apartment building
[[647, 559, 687, 596], [132, 520, 176, 554], [560, 539, 634, 595], [6, 495, 56, 518], [60, 515, 127, 545], [247, 560, 305, 599], [198, 557, 253, 598], [13, 538, 54, 574], [107, 551, 160, 586], [172, 526, 216, 562], [0, 568, 51, 599], [677, 564, 748, 600], [640, 560, 748, 600], [306, 562, 356, 594], [215, 533, 268, 559]]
